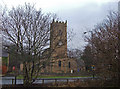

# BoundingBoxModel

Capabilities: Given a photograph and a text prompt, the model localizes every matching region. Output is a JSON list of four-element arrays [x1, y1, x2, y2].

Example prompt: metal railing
[[2, 78, 89, 85]]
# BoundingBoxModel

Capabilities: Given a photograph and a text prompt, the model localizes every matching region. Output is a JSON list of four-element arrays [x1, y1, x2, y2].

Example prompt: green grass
[[16, 75, 92, 79], [17, 75, 23, 79]]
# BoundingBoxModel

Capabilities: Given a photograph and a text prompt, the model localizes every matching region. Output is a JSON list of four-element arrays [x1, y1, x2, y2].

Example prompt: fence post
[[42, 79, 44, 85], [74, 79, 76, 84], [67, 79, 69, 84], [15, 75, 16, 85], [55, 79, 57, 85], [12, 79, 14, 85]]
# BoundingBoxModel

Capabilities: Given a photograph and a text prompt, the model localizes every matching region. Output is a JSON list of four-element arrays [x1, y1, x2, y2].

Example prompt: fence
[[2, 78, 87, 85]]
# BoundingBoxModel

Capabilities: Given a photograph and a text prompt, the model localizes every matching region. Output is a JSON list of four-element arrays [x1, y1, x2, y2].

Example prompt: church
[[41, 20, 77, 73]]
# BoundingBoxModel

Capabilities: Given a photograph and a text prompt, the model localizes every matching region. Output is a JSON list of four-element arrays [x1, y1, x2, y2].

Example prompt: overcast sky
[[0, 0, 119, 50]]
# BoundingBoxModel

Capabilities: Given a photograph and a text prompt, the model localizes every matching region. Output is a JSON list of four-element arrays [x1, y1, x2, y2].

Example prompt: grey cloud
[[57, 2, 118, 49]]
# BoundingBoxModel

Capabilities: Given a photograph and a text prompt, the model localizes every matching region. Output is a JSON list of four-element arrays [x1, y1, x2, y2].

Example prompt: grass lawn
[[16, 75, 92, 79]]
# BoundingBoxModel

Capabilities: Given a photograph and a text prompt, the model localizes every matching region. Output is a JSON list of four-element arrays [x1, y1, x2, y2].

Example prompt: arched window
[[68, 62, 70, 68], [58, 60, 61, 67]]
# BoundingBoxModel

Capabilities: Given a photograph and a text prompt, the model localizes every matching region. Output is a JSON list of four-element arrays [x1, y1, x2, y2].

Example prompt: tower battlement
[[52, 19, 67, 25]]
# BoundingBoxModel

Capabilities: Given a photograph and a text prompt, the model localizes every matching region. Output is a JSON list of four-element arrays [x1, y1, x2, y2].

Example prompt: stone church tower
[[49, 20, 69, 73], [50, 20, 67, 58]]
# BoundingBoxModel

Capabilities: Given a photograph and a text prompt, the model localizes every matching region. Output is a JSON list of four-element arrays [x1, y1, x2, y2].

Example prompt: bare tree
[[1, 3, 59, 86], [85, 11, 119, 86]]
